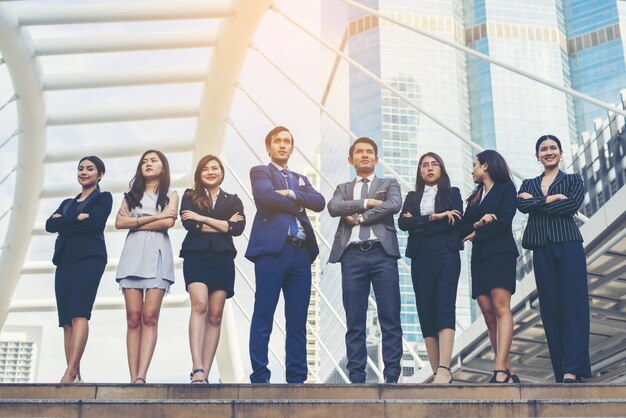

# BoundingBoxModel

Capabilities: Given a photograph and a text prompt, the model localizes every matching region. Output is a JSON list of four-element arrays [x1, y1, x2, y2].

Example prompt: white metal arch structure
[[0, 0, 272, 383]]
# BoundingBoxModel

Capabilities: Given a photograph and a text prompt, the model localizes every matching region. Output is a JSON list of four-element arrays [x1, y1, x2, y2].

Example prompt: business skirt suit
[[398, 187, 463, 338], [45, 190, 113, 327], [518, 171, 591, 382], [179, 188, 245, 298], [458, 182, 519, 299]]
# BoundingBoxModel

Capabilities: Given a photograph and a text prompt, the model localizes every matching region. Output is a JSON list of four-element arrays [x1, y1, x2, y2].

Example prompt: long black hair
[[124, 150, 171, 211], [467, 149, 514, 206], [415, 152, 453, 212]]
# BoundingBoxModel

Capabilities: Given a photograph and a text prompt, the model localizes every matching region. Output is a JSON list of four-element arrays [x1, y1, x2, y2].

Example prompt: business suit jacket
[[245, 164, 325, 263], [327, 177, 402, 262], [397, 187, 463, 258], [179, 189, 245, 257], [45, 191, 113, 266], [458, 182, 519, 259], [517, 170, 584, 250]]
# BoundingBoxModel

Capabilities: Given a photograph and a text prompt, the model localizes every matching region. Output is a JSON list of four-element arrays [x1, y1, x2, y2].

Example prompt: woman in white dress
[[115, 150, 179, 384]]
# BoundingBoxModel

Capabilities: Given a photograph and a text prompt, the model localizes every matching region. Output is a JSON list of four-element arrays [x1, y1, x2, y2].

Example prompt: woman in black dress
[[180, 155, 245, 383], [517, 135, 590, 383], [45, 156, 112, 383], [459, 150, 519, 383], [398, 152, 463, 383]]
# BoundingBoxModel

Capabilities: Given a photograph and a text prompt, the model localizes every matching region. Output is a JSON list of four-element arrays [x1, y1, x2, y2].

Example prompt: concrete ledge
[[3, 398, 626, 418]]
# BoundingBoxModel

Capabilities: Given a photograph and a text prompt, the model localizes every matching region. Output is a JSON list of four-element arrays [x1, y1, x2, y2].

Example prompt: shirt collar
[[271, 161, 289, 173], [355, 174, 376, 182], [424, 185, 438, 192]]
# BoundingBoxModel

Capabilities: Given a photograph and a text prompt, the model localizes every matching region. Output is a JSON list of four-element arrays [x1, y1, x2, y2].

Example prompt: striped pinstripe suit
[[517, 171, 584, 249], [517, 170, 591, 382]]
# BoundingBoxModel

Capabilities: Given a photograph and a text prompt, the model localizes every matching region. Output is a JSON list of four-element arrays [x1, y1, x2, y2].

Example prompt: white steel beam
[[0, 5, 47, 327], [33, 30, 218, 56], [43, 67, 206, 91], [47, 103, 198, 126], [40, 173, 191, 199], [15, 0, 234, 25], [21, 258, 182, 275], [45, 137, 194, 163]]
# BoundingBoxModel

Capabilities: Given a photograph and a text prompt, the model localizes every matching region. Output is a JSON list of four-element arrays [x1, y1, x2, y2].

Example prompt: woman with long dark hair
[[398, 152, 463, 383], [46, 156, 112, 383], [115, 150, 179, 384], [179, 155, 245, 384], [517, 135, 590, 383], [459, 150, 519, 383]]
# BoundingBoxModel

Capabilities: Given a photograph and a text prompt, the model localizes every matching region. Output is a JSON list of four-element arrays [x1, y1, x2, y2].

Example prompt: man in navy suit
[[246, 126, 325, 383]]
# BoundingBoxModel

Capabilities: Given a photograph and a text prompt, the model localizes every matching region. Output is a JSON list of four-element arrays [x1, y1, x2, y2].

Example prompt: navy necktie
[[359, 178, 370, 241], [282, 169, 299, 237]]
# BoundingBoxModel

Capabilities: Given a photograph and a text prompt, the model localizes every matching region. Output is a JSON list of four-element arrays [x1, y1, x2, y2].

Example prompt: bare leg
[[203, 290, 227, 379], [491, 288, 514, 382], [60, 317, 89, 383], [188, 283, 209, 383], [136, 288, 165, 382], [433, 328, 455, 383], [124, 288, 144, 382], [424, 336, 439, 376]]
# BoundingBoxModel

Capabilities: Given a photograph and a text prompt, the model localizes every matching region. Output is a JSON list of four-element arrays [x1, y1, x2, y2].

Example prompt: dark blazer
[[245, 164, 325, 263], [45, 191, 113, 266], [327, 177, 402, 262], [458, 182, 519, 259], [398, 187, 463, 258], [517, 170, 584, 250], [179, 189, 245, 257]]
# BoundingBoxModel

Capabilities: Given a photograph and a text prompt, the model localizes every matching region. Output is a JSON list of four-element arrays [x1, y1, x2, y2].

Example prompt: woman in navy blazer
[[458, 150, 519, 383], [180, 155, 245, 384], [517, 135, 591, 383], [45, 156, 112, 384], [398, 152, 463, 384]]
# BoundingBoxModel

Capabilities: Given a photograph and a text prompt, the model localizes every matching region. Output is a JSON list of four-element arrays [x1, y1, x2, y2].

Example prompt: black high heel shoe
[[489, 369, 511, 383], [436, 365, 453, 383], [510, 373, 520, 383], [190, 369, 207, 384]]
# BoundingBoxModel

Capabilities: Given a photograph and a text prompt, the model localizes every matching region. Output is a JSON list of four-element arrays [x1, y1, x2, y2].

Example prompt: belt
[[286, 236, 306, 247], [348, 240, 382, 252]]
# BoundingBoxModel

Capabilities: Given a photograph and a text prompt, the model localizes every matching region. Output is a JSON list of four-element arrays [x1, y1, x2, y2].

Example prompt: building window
[[403, 367, 415, 377], [610, 179, 617, 195]]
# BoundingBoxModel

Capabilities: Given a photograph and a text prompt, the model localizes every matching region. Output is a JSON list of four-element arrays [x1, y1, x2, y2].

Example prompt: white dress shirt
[[348, 174, 379, 244], [420, 185, 437, 215]]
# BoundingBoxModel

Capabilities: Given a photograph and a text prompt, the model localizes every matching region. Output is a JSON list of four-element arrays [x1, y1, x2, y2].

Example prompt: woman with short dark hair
[[46, 156, 112, 383], [517, 135, 591, 383]]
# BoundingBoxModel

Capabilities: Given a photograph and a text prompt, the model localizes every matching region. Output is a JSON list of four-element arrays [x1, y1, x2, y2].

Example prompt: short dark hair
[[264, 126, 293, 148], [535, 134, 562, 154], [349, 137, 378, 158]]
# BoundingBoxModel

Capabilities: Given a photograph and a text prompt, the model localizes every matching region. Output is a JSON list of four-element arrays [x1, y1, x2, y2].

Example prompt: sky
[[0, 0, 325, 383]]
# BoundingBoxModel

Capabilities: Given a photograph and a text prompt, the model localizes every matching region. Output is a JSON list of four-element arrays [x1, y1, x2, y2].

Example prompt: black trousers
[[533, 240, 591, 382]]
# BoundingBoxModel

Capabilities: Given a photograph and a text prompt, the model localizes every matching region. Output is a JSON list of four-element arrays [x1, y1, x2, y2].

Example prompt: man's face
[[349, 142, 378, 173], [267, 130, 294, 166]]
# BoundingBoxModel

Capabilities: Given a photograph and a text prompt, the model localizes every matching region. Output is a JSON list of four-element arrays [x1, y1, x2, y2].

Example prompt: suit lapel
[[415, 189, 424, 215], [531, 175, 543, 197], [268, 163, 287, 188], [368, 176, 381, 199], [346, 179, 356, 201], [549, 170, 566, 193]]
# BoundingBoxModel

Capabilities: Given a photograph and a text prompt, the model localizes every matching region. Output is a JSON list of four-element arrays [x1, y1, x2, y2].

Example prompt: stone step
[[1, 384, 626, 417], [1, 383, 626, 401]]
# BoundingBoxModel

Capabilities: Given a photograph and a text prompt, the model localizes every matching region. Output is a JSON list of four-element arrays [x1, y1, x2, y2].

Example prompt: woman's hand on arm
[[429, 209, 461, 225]]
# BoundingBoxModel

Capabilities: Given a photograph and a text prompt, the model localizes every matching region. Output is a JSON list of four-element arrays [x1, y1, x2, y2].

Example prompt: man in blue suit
[[246, 126, 325, 383]]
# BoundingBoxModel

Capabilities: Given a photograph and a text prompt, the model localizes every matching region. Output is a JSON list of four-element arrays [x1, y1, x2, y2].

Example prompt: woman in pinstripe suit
[[517, 135, 591, 383]]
